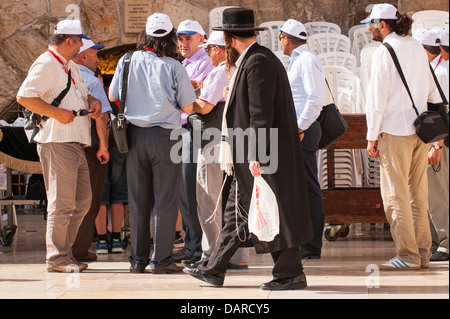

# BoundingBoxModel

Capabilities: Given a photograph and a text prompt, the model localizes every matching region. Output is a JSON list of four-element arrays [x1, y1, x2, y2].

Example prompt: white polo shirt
[[365, 33, 441, 141], [17, 46, 91, 146]]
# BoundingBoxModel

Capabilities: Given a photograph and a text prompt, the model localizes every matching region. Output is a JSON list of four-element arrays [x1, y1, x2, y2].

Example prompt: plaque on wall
[[124, 0, 153, 33]]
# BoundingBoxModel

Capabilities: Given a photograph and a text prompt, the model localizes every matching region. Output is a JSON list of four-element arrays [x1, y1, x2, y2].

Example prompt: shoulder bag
[[23, 69, 72, 143], [317, 79, 349, 149], [383, 42, 448, 144], [110, 51, 133, 154]]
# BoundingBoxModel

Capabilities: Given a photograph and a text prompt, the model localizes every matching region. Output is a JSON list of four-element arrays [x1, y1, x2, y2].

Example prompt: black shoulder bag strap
[[52, 69, 72, 107], [118, 51, 134, 128], [36, 69, 72, 122], [383, 42, 420, 117]]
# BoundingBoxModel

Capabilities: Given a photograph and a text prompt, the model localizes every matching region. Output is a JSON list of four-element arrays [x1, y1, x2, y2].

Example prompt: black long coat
[[226, 43, 313, 253]]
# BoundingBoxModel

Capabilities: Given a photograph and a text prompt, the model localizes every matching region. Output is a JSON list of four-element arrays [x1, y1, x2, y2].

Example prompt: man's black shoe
[[430, 251, 449, 261], [183, 266, 225, 287], [300, 249, 321, 259], [181, 255, 201, 266], [260, 273, 307, 290]]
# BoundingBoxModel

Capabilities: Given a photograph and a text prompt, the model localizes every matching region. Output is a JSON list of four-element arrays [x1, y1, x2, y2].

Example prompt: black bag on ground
[[317, 80, 348, 149], [110, 51, 133, 154]]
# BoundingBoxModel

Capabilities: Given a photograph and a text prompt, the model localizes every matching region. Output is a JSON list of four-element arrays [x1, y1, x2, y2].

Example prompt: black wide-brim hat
[[212, 7, 265, 32]]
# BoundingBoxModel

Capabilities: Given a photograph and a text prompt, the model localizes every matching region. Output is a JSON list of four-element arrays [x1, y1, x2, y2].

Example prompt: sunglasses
[[72, 109, 92, 116], [366, 19, 382, 28]]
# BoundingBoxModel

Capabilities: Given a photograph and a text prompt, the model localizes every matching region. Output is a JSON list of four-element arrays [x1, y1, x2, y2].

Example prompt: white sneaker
[[379, 257, 420, 270]]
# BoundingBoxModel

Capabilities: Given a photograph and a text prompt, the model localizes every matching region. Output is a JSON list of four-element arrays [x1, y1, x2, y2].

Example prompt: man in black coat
[[183, 7, 313, 290]]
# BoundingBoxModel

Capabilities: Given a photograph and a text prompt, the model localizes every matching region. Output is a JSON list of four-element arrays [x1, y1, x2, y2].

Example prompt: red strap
[[144, 47, 165, 55], [434, 55, 443, 71], [46, 49, 76, 85]]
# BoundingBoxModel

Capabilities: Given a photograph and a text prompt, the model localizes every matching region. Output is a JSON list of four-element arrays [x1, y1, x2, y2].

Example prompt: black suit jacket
[[226, 43, 313, 253]]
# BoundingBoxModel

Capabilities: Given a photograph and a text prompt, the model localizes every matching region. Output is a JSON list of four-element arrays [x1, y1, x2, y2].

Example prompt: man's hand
[[54, 108, 75, 124], [96, 146, 109, 165], [87, 95, 102, 119], [367, 140, 379, 158], [428, 143, 443, 165], [249, 161, 263, 177]]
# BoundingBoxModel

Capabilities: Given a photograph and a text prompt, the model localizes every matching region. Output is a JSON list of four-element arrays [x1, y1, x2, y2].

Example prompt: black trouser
[[199, 175, 303, 280], [301, 121, 325, 254]]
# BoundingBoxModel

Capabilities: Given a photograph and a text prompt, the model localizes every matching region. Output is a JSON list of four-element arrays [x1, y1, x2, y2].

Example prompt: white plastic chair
[[352, 27, 373, 66], [208, 6, 239, 35], [307, 33, 351, 55], [273, 50, 289, 70], [304, 21, 341, 35], [318, 52, 357, 71], [258, 21, 285, 51], [412, 10, 450, 34], [348, 24, 367, 44], [323, 65, 358, 114]]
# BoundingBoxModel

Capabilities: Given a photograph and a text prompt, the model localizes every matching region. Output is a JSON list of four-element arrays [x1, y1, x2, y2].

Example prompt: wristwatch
[[432, 144, 443, 150]]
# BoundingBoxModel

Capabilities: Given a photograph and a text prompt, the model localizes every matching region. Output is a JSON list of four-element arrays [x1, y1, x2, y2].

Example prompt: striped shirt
[[17, 46, 91, 145]]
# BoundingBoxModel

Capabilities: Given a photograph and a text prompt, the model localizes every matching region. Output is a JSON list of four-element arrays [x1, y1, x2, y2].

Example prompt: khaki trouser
[[37, 142, 92, 267], [428, 145, 449, 254], [378, 133, 431, 265]]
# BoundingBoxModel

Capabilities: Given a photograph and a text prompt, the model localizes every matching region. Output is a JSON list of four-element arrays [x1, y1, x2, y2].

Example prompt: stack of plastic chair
[[351, 27, 374, 67], [358, 42, 381, 109], [317, 51, 357, 72], [318, 66, 363, 191], [411, 10, 449, 34], [273, 50, 289, 70], [307, 33, 351, 55], [304, 21, 341, 35], [348, 24, 367, 45], [257, 21, 285, 52], [208, 6, 238, 35]]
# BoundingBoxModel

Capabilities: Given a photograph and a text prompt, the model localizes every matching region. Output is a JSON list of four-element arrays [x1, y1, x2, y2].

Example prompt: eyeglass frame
[[278, 35, 293, 41], [204, 45, 225, 53]]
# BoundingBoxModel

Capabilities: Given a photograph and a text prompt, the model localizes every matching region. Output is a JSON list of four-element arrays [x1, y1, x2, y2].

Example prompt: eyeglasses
[[366, 19, 382, 29], [72, 109, 92, 116], [204, 45, 224, 53], [279, 35, 292, 41]]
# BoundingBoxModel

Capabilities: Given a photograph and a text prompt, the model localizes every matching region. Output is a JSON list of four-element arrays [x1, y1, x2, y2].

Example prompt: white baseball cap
[[361, 3, 398, 24], [146, 13, 173, 37], [198, 31, 225, 48], [79, 39, 105, 53], [177, 20, 206, 36], [413, 28, 440, 46], [54, 19, 89, 39], [275, 19, 307, 40], [433, 27, 449, 46]]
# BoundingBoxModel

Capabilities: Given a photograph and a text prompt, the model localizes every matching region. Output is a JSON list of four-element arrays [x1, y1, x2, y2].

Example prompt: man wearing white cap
[[16, 19, 102, 273], [362, 4, 441, 270], [109, 13, 195, 274], [72, 39, 112, 262], [189, 30, 249, 270], [276, 19, 325, 260], [175, 19, 215, 266], [413, 28, 449, 262]]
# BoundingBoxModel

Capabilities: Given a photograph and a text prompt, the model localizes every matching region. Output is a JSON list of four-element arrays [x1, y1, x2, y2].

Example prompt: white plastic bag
[[248, 176, 279, 242]]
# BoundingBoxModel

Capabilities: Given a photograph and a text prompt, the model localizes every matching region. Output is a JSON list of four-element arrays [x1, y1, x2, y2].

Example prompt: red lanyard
[[434, 55, 443, 71], [46, 49, 76, 85], [144, 47, 165, 55]]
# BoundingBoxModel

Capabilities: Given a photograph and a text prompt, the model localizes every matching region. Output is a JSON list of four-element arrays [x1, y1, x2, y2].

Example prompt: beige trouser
[[428, 145, 449, 254], [378, 133, 431, 265], [37, 142, 92, 267]]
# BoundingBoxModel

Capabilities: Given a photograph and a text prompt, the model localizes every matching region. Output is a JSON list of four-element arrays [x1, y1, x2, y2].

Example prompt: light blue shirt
[[109, 50, 196, 129], [287, 44, 325, 130], [77, 64, 112, 113]]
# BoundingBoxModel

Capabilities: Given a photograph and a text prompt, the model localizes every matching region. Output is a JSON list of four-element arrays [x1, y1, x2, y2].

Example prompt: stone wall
[[0, 0, 448, 117]]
